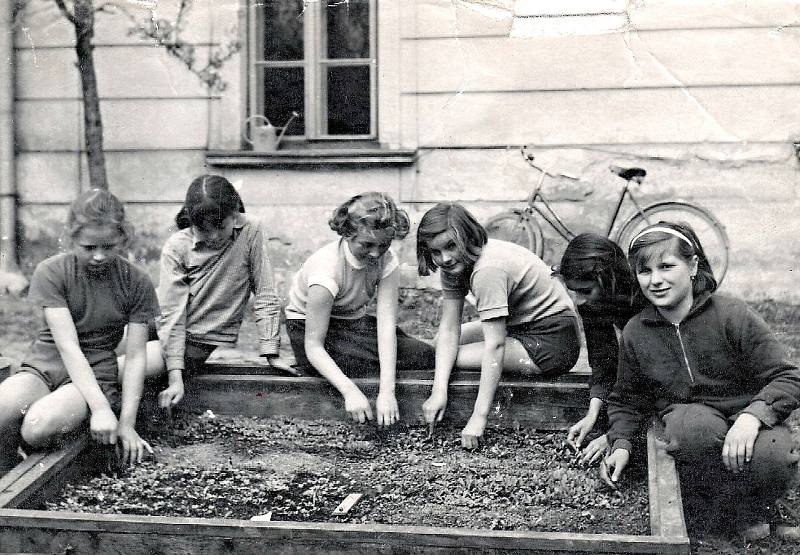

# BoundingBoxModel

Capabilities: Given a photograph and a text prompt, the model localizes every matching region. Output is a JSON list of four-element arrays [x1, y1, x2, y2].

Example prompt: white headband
[[629, 227, 693, 250]]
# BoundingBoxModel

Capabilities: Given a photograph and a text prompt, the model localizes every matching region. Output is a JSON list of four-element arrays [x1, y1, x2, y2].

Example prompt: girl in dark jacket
[[603, 221, 800, 539]]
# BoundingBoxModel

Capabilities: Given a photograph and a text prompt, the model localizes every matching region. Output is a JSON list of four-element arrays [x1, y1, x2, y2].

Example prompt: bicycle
[[485, 146, 730, 284]]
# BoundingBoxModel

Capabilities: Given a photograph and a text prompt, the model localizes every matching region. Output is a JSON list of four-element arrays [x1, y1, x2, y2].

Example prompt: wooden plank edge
[[0, 452, 49, 494], [0, 436, 89, 509], [647, 424, 690, 553], [192, 374, 591, 390], [203, 364, 593, 382], [177, 373, 589, 430], [0, 508, 692, 553]]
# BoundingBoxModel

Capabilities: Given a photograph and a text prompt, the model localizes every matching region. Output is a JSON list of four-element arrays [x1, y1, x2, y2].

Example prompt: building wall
[[12, 0, 800, 300]]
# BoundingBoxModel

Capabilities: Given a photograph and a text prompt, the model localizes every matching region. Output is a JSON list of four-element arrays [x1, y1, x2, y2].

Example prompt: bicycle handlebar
[[520, 145, 579, 180], [520, 145, 646, 184]]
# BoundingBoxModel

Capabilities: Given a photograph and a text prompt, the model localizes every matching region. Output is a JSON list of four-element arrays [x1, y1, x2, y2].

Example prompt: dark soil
[[47, 413, 649, 535]]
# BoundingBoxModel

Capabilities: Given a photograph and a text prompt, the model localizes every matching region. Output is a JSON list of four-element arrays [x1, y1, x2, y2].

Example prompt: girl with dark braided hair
[[558, 233, 646, 463]]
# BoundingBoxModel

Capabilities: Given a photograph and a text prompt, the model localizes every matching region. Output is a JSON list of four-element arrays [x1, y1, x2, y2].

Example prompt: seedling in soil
[[49, 415, 651, 535], [100, 444, 126, 477], [165, 405, 175, 445], [370, 424, 388, 446], [599, 458, 618, 492]]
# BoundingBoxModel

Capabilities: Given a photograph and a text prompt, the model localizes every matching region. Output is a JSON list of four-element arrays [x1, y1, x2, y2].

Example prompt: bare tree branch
[[53, 0, 77, 25], [128, 0, 241, 92]]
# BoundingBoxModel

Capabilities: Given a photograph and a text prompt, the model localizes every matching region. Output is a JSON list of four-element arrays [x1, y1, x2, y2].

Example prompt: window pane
[[263, 67, 305, 135], [262, 0, 304, 61], [326, 66, 370, 135], [326, 0, 370, 59]]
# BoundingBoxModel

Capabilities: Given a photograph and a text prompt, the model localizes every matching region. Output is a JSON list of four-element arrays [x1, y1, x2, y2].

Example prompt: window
[[249, 0, 377, 142]]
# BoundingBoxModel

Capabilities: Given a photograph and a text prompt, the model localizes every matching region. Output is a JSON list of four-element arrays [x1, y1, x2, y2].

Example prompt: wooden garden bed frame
[[0, 368, 690, 554]]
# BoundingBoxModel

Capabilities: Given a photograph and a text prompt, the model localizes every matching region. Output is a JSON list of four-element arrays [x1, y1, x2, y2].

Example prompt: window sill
[[206, 147, 418, 167]]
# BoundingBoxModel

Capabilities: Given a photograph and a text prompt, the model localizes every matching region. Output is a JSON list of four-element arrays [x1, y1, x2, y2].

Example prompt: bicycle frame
[[520, 152, 646, 240], [504, 146, 730, 284]]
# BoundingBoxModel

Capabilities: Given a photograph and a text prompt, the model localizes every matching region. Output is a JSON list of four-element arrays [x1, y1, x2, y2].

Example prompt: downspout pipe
[[0, 0, 27, 295]]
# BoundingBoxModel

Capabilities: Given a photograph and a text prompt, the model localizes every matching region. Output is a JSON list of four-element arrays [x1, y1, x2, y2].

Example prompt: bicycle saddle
[[609, 166, 646, 181]]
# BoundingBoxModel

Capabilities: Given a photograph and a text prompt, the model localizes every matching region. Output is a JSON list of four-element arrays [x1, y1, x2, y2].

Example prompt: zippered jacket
[[607, 293, 800, 454]]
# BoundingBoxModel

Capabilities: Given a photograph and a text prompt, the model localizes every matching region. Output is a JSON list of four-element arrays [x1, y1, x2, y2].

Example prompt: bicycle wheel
[[614, 201, 730, 285], [484, 210, 544, 257]]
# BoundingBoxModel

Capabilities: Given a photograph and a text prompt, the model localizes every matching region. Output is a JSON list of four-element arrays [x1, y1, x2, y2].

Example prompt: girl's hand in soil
[[600, 448, 629, 488], [722, 412, 761, 473], [158, 378, 185, 409], [116, 425, 153, 466], [375, 391, 399, 427], [581, 434, 609, 465], [344, 387, 373, 423], [90, 406, 119, 445], [566, 413, 597, 451], [423, 390, 448, 424], [461, 413, 487, 449]]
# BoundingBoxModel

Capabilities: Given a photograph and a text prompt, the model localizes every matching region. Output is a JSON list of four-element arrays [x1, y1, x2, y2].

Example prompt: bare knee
[[0, 373, 49, 438], [20, 411, 64, 447], [20, 403, 84, 448], [0, 402, 26, 431]]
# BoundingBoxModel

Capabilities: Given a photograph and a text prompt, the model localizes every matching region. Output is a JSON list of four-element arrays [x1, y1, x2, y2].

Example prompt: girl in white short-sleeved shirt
[[285, 192, 435, 426]]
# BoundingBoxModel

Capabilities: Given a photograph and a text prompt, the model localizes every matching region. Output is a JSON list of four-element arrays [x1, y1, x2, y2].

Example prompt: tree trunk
[[73, 0, 107, 190]]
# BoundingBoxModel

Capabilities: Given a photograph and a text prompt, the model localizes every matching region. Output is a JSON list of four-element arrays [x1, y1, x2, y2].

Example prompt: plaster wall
[[11, 0, 800, 300]]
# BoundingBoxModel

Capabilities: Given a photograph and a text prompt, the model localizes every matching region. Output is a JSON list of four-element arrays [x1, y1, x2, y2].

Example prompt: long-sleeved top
[[607, 292, 800, 454], [579, 293, 648, 401], [157, 215, 281, 371]]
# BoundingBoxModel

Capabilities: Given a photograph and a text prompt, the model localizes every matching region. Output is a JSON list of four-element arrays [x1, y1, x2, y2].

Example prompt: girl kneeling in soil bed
[[154, 175, 292, 409], [417, 203, 581, 449], [284, 192, 435, 426], [0, 190, 157, 475], [602, 221, 800, 539], [559, 234, 647, 464]]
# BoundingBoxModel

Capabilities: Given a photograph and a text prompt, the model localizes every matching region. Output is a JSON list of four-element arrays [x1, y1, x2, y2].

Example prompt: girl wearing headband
[[603, 221, 800, 539], [558, 234, 647, 463]]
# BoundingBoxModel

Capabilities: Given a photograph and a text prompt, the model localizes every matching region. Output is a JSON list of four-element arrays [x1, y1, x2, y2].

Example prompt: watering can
[[243, 112, 299, 152]]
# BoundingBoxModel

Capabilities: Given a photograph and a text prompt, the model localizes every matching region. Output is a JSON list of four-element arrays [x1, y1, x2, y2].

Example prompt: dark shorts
[[183, 339, 218, 375], [286, 315, 436, 377], [506, 312, 580, 376], [147, 321, 216, 375], [13, 364, 122, 413]]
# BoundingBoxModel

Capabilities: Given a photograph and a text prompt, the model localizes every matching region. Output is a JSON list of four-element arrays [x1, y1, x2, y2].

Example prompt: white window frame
[[248, 0, 378, 142]]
